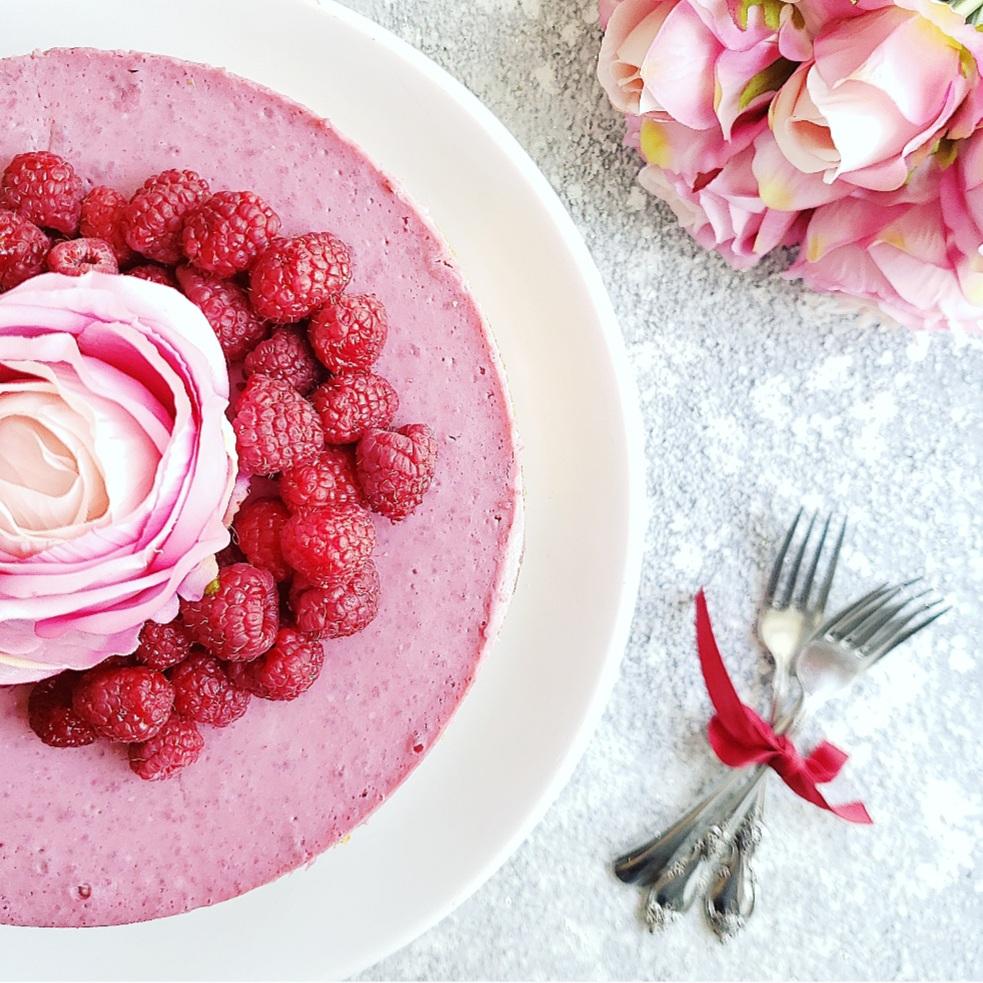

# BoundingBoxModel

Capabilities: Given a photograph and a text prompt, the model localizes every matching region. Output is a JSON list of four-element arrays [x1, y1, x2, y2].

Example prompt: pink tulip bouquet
[[598, 0, 983, 330]]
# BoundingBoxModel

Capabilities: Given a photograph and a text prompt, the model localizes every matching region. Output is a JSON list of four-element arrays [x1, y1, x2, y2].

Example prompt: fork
[[647, 581, 948, 933], [702, 511, 845, 938], [613, 511, 843, 898], [614, 580, 947, 930]]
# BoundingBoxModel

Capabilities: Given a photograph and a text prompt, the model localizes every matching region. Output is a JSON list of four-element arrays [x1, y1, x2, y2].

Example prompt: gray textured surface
[[341, 1, 983, 979]]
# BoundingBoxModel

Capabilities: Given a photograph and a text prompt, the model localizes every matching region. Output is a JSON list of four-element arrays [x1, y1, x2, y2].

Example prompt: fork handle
[[614, 767, 759, 886]]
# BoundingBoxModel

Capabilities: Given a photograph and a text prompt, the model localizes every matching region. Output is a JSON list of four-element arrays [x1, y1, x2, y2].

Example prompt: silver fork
[[613, 511, 843, 907], [703, 511, 844, 938], [694, 581, 948, 936]]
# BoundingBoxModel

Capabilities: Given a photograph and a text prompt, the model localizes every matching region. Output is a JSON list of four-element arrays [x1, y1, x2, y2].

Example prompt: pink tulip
[[597, 0, 793, 138], [769, 0, 983, 192], [0, 273, 239, 684], [639, 137, 807, 269], [789, 195, 983, 330]]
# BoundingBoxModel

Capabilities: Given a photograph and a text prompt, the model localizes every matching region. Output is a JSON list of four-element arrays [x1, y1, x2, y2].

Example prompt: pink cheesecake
[[0, 48, 521, 927]]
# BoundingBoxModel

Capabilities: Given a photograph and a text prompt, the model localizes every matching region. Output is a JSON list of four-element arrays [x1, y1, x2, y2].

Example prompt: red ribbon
[[695, 590, 872, 824]]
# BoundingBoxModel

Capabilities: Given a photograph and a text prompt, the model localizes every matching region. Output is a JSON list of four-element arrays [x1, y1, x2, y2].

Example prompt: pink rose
[[0, 273, 239, 684], [598, 0, 794, 138], [789, 194, 983, 331], [639, 133, 807, 268], [941, 126, 983, 260], [770, 0, 982, 192]]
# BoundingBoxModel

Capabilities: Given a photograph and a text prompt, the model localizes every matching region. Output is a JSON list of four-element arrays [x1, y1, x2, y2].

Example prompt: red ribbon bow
[[695, 590, 872, 824]]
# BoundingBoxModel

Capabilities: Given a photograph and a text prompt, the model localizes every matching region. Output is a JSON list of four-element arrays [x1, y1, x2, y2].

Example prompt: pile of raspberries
[[2, 151, 438, 780]]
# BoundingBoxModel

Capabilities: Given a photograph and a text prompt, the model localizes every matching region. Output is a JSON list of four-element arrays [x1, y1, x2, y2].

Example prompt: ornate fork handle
[[614, 765, 761, 887]]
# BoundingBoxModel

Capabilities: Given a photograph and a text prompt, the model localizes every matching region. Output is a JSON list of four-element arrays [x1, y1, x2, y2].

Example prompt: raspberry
[[309, 294, 388, 373], [122, 169, 210, 264], [180, 562, 278, 662], [182, 190, 281, 277], [292, 563, 381, 638], [27, 673, 96, 748], [243, 325, 322, 395], [0, 209, 49, 291], [129, 714, 204, 781], [280, 446, 365, 512], [235, 627, 324, 701], [0, 151, 84, 235], [233, 497, 291, 581], [249, 232, 352, 323], [311, 371, 399, 445], [127, 263, 177, 287], [356, 424, 438, 521], [72, 665, 174, 743], [46, 237, 118, 276], [280, 504, 376, 585], [170, 652, 251, 727], [79, 185, 134, 265], [176, 264, 269, 362], [232, 373, 324, 476], [134, 619, 192, 671]]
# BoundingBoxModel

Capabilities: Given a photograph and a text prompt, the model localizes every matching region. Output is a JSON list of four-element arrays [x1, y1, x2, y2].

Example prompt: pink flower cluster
[[598, 0, 983, 330]]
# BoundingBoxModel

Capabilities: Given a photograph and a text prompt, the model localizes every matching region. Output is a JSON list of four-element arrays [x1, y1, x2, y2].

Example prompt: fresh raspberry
[[232, 373, 324, 476], [46, 237, 118, 276], [311, 371, 399, 445], [180, 562, 279, 662], [279, 446, 365, 511], [27, 673, 96, 748], [0, 151, 84, 235], [234, 627, 324, 701], [233, 497, 291, 581], [292, 563, 381, 638], [169, 652, 251, 727], [0, 209, 49, 290], [126, 263, 177, 287], [243, 325, 322, 395], [280, 504, 376, 585], [79, 185, 134, 265], [309, 294, 388, 373], [129, 714, 204, 781], [176, 264, 269, 362], [249, 232, 352, 323], [182, 190, 281, 277], [134, 619, 193, 671], [356, 424, 438, 521], [122, 169, 210, 264], [72, 665, 174, 743]]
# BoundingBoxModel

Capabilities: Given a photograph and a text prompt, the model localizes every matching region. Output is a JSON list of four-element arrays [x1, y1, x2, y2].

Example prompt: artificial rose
[[629, 112, 767, 181], [598, 0, 795, 138], [770, 0, 982, 192], [941, 127, 983, 260], [639, 135, 807, 268], [789, 195, 983, 330], [0, 273, 238, 684], [600, 0, 623, 28]]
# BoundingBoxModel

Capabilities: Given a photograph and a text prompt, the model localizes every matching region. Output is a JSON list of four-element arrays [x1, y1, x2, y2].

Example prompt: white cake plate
[[0, 0, 645, 977]]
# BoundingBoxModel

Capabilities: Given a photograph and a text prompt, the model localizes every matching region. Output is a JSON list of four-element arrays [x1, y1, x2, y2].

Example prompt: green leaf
[[738, 58, 798, 110]]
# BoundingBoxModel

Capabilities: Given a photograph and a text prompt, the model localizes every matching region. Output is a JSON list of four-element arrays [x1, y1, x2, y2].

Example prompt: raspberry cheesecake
[[0, 48, 520, 927]]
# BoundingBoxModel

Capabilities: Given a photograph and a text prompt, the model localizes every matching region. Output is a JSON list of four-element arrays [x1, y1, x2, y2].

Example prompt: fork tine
[[862, 596, 946, 656], [821, 583, 895, 639], [843, 589, 933, 647], [815, 517, 846, 612], [866, 604, 950, 665], [765, 509, 803, 606], [796, 513, 831, 609], [777, 511, 816, 608]]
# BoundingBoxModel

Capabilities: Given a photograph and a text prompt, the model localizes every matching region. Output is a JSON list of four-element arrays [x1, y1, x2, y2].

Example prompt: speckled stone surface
[[340, 1, 983, 979]]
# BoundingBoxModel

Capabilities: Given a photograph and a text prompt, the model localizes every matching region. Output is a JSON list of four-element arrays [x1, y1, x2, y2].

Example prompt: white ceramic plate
[[0, 1, 645, 978]]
